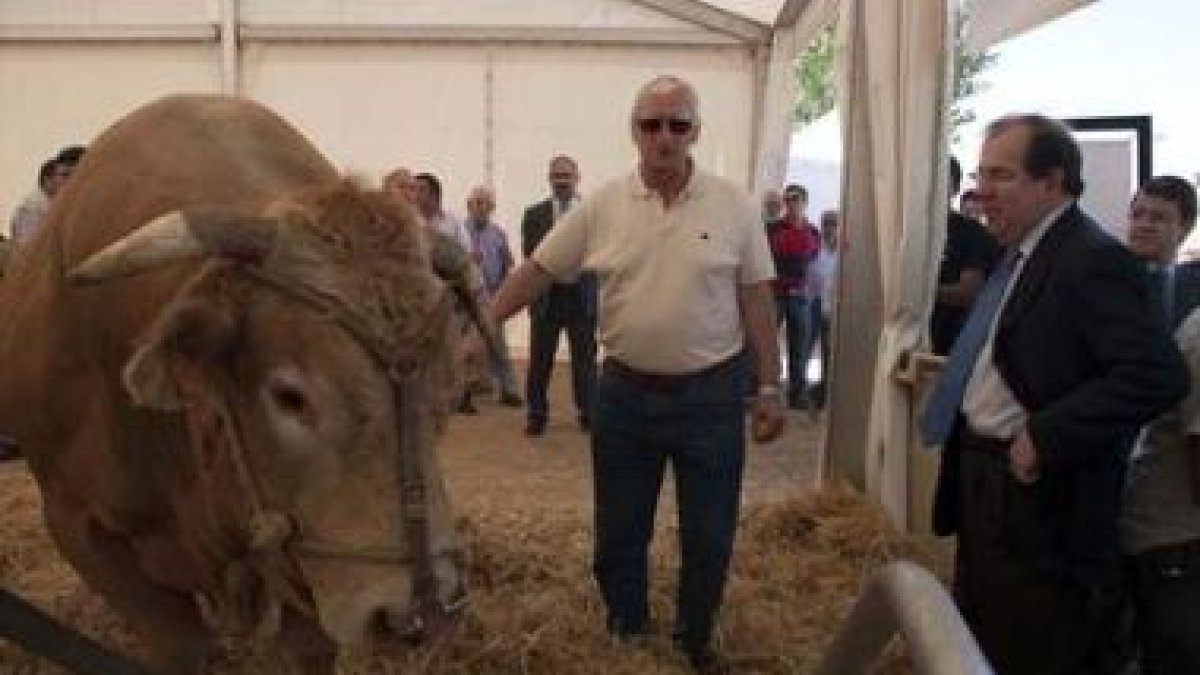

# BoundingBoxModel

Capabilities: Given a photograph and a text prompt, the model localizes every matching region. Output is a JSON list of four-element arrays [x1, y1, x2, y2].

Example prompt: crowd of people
[[6, 75, 1200, 675]]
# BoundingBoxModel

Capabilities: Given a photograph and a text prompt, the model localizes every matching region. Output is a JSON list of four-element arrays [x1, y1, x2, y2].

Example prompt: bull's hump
[[100, 94, 338, 188]]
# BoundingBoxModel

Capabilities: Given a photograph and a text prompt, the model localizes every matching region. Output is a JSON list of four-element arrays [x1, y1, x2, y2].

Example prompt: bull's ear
[[124, 298, 239, 410]]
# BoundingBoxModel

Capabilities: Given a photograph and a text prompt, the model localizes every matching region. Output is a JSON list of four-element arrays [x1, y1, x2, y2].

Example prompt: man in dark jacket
[[921, 114, 1187, 674], [520, 155, 596, 436]]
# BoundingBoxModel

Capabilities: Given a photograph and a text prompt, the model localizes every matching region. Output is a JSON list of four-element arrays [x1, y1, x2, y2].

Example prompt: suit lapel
[[998, 207, 1076, 336]]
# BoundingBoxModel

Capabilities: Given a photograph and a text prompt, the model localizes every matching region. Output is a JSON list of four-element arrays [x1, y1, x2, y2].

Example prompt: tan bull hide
[[0, 95, 479, 674]]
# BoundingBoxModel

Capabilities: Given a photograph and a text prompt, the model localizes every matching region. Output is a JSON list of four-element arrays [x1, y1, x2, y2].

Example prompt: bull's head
[[68, 186, 490, 650]]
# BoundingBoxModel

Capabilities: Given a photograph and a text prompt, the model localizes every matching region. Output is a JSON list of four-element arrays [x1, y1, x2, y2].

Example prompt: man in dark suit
[[520, 155, 596, 436], [922, 114, 1188, 674], [1124, 175, 1200, 330]]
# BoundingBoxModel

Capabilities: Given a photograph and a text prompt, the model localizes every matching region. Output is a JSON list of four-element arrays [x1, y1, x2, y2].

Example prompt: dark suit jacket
[[1167, 260, 1200, 329], [933, 204, 1189, 582], [520, 198, 596, 322]]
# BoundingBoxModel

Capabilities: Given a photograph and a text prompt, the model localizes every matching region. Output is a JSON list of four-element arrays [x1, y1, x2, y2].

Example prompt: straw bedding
[[0, 405, 944, 674]]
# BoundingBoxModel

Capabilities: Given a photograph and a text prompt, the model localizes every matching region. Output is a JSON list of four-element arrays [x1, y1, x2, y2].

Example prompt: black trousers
[[953, 431, 1129, 675], [525, 302, 595, 425], [1127, 538, 1200, 675]]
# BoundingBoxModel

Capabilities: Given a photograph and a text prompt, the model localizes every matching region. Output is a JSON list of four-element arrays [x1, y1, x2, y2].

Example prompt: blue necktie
[[1147, 264, 1174, 327], [920, 249, 1023, 445]]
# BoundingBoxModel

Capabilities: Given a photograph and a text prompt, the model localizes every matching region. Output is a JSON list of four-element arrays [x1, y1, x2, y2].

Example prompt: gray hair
[[631, 75, 701, 122]]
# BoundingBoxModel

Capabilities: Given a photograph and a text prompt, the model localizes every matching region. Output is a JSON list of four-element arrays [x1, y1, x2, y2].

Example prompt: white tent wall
[[0, 42, 221, 226], [0, 0, 798, 355]]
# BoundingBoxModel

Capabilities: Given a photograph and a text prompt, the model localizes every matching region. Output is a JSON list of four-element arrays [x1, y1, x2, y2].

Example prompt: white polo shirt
[[533, 167, 774, 374]]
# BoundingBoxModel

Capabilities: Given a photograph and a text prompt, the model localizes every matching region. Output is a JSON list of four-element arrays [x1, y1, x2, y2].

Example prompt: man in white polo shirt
[[492, 74, 784, 672]]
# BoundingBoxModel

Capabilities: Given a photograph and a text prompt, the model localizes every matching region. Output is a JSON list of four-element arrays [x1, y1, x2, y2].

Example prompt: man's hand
[[1009, 429, 1039, 484], [751, 394, 786, 443]]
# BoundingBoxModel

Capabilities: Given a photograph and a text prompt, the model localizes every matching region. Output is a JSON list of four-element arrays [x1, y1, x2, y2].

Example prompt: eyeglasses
[[635, 117, 694, 135]]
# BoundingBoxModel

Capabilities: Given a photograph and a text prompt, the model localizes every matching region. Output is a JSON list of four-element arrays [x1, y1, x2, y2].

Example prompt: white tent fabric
[[751, 0, 838, 193], [824, 0, 953, 525], [965, 0, 1096, 51]]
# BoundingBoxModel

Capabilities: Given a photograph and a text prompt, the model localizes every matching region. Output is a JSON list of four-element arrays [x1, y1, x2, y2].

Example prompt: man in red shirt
[[769, 184, 821, 409]]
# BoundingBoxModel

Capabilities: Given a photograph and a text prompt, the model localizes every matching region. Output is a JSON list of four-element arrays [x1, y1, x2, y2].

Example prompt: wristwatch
[[757, 383, 782, 399]]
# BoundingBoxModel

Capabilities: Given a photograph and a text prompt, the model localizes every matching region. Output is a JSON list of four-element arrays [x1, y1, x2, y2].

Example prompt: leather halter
[[195, 262, 463, 642]]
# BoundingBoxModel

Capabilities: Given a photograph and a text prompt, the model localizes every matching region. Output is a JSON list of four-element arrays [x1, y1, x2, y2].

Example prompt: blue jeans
[[776, 294, 811, 406], [591, 356, 746, 650]]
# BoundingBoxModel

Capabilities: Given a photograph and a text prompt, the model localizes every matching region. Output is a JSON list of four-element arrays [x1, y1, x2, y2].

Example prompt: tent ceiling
[[699, 0, 784, 25]]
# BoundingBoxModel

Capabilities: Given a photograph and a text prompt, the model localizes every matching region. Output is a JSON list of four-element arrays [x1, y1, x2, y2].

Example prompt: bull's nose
[[312, 577, 411, 646]]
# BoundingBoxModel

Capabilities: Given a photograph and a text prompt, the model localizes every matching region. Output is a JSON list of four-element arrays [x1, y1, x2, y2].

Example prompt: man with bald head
[[493, 75, 784, 672]]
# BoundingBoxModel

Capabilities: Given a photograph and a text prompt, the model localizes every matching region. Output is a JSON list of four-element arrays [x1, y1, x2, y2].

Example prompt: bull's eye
[[271, 384, 309, 415], [265, 373, 318, 429]]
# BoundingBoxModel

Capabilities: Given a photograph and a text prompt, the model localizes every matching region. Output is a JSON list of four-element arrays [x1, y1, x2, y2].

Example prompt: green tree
[[793, 25, 835, 128], [950, 9, 998, 132], [794, 6, 996, 135]]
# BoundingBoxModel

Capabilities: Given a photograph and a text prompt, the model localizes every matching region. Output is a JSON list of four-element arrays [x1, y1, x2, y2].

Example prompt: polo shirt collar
[[629, 160, 706, 201]]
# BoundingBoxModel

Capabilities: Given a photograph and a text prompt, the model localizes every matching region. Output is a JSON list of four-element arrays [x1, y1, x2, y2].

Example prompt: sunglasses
[[635, 117, 694, 135]]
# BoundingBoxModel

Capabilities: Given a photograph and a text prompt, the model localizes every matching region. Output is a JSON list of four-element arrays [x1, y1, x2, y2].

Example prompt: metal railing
[[0, 588, 151, 675], [815, 560, 992, 675]]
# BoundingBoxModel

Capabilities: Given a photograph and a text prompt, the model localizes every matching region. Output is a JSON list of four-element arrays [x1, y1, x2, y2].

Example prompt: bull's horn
[[427, 229, 470, 282], [69, 210, 278, 285], [427, 230, 509, 372]]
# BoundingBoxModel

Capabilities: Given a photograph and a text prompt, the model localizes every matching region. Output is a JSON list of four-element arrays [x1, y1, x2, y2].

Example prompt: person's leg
[[815, 310, 830, 408], [665, 360, 746, 658], [566, 312, 597, 429], [492, 322, 522, 405], [955, 447, 1102, 674], [782, 296, 809, 408], [591, 370, 665, 636], [1130, 540, 1200, 675], [774, 296, 789, 400], [525, 311, 561, 433]]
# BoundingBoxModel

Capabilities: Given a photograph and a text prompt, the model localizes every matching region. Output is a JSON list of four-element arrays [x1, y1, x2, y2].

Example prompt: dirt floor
[[442, 375, 825, 521], [0, 369, 939, 674]]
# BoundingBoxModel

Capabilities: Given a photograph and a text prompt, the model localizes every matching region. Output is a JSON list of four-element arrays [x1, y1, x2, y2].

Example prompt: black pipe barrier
[[0, 587, 151, 675]]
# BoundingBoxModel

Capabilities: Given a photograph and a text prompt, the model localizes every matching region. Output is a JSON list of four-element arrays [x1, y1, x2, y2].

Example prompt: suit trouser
[[590, 356, 745, 651], [954, 431, 1128, 675], [525, 306, 595, 424], [1127, 538, 1200, 675]]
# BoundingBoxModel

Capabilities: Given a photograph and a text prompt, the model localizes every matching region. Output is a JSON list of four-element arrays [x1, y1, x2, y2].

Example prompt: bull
[[0, 95, 492, 673]]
